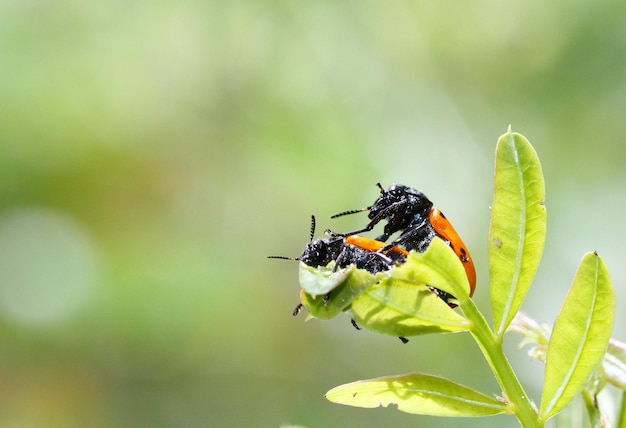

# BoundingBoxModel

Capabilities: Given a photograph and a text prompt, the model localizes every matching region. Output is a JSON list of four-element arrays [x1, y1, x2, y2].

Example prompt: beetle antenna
[[269, 216, 317, 260], [331, 207, 368, 219], [267, 255, 297, 261], [331, 183, 384, 218], [309, 215, 316, 241]]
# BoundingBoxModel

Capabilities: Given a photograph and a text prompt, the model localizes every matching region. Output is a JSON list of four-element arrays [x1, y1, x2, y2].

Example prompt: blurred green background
[[1, 1, 625, 427]]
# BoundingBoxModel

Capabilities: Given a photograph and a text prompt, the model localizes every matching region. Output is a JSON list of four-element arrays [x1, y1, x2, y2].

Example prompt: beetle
[[268, 216, 407, 274], [268, 216, 407, 315], [332, 183, 476, 298]]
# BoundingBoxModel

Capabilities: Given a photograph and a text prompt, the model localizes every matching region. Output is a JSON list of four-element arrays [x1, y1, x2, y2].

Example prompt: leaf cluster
[[296, 128, 619, 427]]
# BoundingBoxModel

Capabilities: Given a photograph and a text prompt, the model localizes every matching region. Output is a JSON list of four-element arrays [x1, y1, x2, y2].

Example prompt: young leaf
[[299, 262, 353, 296], [299, 264, 380, 320], [300, 238, 472, 329], [540, 252, 614, 422], [326, 373, 509, 417], [489, 129, 547, 337], [346, 277, 470, 337]]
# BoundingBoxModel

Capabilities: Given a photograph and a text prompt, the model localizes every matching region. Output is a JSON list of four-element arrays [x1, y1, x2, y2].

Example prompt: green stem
[[618, 391, 626, 428], [582, 390, 602, 428], [461, 298, 541, 427]]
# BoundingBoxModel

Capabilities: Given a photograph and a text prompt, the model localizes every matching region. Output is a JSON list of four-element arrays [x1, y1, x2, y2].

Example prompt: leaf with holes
[[299, 263, 380, 320], [299, 262, 353, 296], [326, 373, 510, 417]]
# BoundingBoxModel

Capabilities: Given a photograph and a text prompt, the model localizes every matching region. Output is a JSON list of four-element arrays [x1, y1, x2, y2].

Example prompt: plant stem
[[618, 391, 626, 428], [461, 298, 542, 427], [582, 390, 602, 428]]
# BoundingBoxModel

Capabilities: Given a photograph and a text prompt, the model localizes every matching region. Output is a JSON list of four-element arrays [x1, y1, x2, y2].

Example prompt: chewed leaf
[[347, 277, 470, 337], [489, 130, 547, 337], [326, 373, 509, 417], [540, 252, 614, 422], [299, 262, 353, 296], [390, 237, 471, 302], [300, 264, 380, 320]]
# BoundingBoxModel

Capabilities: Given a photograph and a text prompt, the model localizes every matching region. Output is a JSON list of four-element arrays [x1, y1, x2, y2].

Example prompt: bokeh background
[[1, 1, 625, 427]]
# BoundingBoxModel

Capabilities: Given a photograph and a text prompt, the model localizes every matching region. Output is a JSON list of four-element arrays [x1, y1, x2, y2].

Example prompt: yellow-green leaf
[[489, 129, 547, 337], [326, 373, 509, 417], [299, 263, 379, 320], [299, 262, 352, 297], [540, 252, 614, 422], [347, 277, 470, 337]]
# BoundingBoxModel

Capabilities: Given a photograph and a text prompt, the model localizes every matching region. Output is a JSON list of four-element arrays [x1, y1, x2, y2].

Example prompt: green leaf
[[299, 262, 353, 296], [489, 129, 547, 337], [347, 277, 470, 337], [326, 373, 509, 417], [540, 252, 614, 422], [299, 263, 379, 320], [299, 239, 472, 328], [390, 238, 471, 303]]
